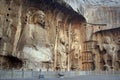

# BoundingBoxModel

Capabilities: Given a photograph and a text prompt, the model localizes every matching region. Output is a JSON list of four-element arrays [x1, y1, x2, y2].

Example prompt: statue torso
[[21, 23, 49, 48]]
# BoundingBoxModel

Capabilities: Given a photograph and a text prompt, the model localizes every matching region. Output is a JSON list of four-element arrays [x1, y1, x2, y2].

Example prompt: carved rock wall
[[92, 28, 120, 71], [0, 0, 86, 71], [0, 0, 119, 71]]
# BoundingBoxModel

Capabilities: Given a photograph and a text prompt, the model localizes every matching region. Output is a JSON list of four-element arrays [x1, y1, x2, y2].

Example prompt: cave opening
[[4, 55, 23, 69]]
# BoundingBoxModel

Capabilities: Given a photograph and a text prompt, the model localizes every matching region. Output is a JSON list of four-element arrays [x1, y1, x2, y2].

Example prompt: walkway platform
[[0, 70, 120, 80]]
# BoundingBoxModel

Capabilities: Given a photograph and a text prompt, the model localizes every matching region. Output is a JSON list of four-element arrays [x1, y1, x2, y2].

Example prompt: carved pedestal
[[82, 51, 94, 71]]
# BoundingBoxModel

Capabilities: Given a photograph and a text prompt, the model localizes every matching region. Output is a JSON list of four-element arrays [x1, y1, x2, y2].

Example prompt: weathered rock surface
[[0, 0, 120, 71], [0, 0, 85, 71]]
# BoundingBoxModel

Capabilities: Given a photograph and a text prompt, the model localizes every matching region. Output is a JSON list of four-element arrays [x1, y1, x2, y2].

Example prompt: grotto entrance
[[0, 55, 23, 69]]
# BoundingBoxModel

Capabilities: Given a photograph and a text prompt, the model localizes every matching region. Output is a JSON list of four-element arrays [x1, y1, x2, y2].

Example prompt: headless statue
[[99, 37, 118, 70]]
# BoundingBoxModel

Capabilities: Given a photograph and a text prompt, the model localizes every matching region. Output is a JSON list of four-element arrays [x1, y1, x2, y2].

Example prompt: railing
[[0, 69, 41, 79], [0, 70, 120, 79]]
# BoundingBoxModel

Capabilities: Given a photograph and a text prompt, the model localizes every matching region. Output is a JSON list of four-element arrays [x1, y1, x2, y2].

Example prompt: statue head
[[32, 10, 45, 26], [103, 36, 112, 44]]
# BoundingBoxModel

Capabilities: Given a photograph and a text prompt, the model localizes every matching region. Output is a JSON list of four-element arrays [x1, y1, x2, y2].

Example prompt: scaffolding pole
[[67, 23, 72, 71], [53, 26, 58, 70]]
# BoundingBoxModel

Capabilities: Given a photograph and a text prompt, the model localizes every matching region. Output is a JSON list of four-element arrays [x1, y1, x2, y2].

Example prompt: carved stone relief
[[93, 34, 120, 71], [18, 10, 53, 70]]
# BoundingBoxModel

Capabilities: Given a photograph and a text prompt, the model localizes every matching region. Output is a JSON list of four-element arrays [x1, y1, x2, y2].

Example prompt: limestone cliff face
[[0, 0, 85, 70], [0, 0, 120, 71], [63, 0, 120, 30], [63, 0, 120, 71]]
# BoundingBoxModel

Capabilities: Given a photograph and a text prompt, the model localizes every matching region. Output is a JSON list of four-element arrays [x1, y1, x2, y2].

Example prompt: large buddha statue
[[18, 10, 53, 70]]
